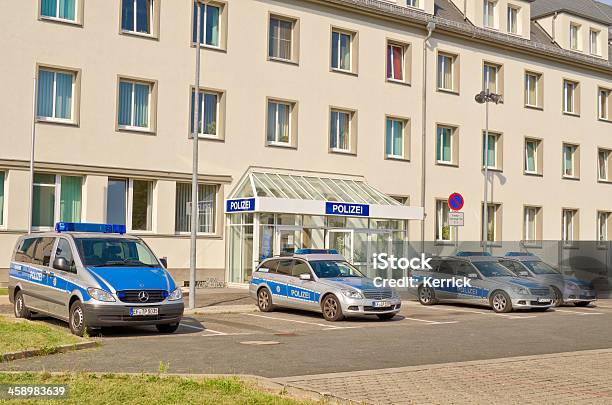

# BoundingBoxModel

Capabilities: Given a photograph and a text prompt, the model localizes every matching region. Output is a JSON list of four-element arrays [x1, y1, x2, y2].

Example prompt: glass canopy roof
[[231, 170, 402, 206]]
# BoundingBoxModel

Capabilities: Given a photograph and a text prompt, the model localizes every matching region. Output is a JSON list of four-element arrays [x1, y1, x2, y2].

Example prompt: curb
[[184, 304, 259, 315], [1, 341, 99, 363]]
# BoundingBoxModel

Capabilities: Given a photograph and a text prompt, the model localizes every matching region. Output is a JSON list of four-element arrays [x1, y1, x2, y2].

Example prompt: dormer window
[[569, 23, 580, 51], [507, 6, 519, 35], [589, 29, 600, 56], [483, 0, 497, 29]]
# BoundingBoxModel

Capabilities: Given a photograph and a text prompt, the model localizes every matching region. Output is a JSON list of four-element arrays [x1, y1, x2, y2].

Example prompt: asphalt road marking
[[246, 313, 360, 330], [411, 303, 536, 319], [553, 309, 604, 316], [179, 323, 205, 331], [402, 317, 458, 325]]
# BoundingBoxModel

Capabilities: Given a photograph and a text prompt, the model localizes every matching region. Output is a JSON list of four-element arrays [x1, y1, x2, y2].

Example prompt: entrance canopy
[[225, 169, 424, 221]]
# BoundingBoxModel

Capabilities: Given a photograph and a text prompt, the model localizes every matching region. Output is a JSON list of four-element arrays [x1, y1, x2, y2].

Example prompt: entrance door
[[326, 230, 353, 263], [275, 226, 302, 256]]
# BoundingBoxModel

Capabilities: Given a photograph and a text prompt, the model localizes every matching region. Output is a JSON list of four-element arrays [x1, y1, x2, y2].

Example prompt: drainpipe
[[420, 20, 436, 254], [463, 0, 467, 21]]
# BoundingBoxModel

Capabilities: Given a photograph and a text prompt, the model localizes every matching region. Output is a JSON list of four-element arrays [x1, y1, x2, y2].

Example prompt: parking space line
[[413, 304, 537, 319], [246, 313, 348, 329], [553, 309, 604, 316], [179, 323, 205, 331], [402, 317, 458, 325]]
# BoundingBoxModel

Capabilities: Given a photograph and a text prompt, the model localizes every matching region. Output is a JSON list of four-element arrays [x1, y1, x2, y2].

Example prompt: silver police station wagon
[[499, 253, 597, 307], [8, 223, 184, 336], [412, 255, 554, 313], [249, 250, 401, 321]]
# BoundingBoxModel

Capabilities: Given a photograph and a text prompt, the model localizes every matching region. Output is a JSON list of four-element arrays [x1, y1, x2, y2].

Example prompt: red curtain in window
[[392, 46, 402, 80]]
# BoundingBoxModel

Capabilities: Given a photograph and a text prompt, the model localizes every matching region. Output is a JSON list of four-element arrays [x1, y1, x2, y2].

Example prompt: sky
[[598, 0, 612, 5]]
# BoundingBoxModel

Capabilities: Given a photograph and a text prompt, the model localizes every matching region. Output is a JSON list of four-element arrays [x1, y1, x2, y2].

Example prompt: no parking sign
[[447, 193, 464, 211]]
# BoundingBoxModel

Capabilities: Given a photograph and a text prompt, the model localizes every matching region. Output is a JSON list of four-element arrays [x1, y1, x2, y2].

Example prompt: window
[[269, 17, 294, 61], [175, 183, 217, 234], [483, 0, 497, 28], [507, 6, 518, 34], [435, 200, 452, 241], [590, 29, 600, 55], [331, 29, 353, 72], [524, 138, 541, 175], [191, 89, 220, 138], [131, 180, 153, 231], [385, 117, 407, 159], [267, 100, 292, 145], [406, 0, 418, 6], [193, 2, 221, 47], [55, 238, 76, 273], [599, 149, 611, 182], [107, 178, 127, 226], [33, 237, 55, 267], [482, 132, 501, 169], [329, 109, 352, 152], [524, 206, 540, 242], [569, 24, 579, 51], [598, 211, 610, 242], [32, 173, 82, 229], [436, 125, 455, 164], [121, 0, 153, 34], [37, 68, 75, 122], [437, 53, 456, 92], [563, 144, 579, 178], [41, 0, 77, 22], [562, 209, 578, 242], [483, 63, 501, 93], [599, 88, 610, 120], [482, 203, 501, 242], [386, 43, 405, 82], [524, 72, 541, 108], [0, 172, 4, 226], [563, 80, 579, 114], [118, 79, 152, 130]]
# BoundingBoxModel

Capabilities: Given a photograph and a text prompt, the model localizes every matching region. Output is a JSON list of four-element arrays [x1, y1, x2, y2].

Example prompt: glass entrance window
[[327, 230, 353, 262]]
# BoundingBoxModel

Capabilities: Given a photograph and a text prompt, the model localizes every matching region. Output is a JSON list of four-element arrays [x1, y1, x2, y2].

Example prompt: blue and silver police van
[[8, 223, 184, 336]]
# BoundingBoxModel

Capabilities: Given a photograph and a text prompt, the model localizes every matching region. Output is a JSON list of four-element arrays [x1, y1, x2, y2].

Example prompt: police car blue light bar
[[505, 252, 536, 257], [55, 222, 127, 234], [294, 249, 339, 255]]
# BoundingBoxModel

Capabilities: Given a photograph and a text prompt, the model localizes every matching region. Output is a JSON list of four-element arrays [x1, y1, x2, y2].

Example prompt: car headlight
[[87, 288, 115, 302], [168, 288, 183, 301], [566, 282, 579, 291], [511, 286, 529, 295], [341, 289, 364, 299]]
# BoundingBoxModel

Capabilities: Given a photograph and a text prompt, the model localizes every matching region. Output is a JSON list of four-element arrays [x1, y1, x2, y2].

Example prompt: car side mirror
[[467, 273, 479, 279], [53, 257, 70, 272], [159, 257, 168, 268], [519, 271, 529, 276], [299, 273, 312, 281]]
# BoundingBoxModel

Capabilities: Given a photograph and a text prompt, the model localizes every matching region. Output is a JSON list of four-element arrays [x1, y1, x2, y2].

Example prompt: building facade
[[0, 0, 611, 285]]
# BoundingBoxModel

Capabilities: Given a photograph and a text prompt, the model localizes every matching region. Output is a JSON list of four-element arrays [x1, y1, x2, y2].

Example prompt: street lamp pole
[[189, 3, 202, 310], [28, 77, 38, 235], [475, 89, 502, 254]]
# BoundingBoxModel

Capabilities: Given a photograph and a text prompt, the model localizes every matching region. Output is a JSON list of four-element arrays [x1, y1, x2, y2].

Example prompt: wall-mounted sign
[[225, 198, 256, 213], [448, 193, 464, 211], [325, 202, 370, 217]]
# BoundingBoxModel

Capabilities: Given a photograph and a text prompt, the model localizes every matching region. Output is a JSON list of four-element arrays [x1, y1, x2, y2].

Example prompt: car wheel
[[321, 295, 344, 322], [377, 313, 396, 320], [417, 286, 436, 305], [14, 291, 31, 319], [257, 288, 274, 312], [551, 287, 564, 307], [69, 301, 88, 337], [574, 301, 591, 307], [490, 291, 513, 313], [156, 323, 180, 333]]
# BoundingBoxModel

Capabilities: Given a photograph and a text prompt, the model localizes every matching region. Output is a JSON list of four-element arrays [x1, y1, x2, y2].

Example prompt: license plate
[[537, 298, 551, 303], [373, 301, 389, 308], [129, 307, 159, 316]]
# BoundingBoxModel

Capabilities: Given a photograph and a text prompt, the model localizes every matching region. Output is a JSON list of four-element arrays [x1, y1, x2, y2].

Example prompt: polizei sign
[[325, 202, 370, 217], [225, 198, 256, 213]]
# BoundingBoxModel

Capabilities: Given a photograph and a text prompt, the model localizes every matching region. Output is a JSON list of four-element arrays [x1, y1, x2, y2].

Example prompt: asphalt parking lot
[[2, 300, 612, 378]]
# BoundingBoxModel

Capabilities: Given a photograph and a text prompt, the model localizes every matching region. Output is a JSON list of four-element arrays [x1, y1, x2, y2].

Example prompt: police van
[[8, 223, 184, 336]]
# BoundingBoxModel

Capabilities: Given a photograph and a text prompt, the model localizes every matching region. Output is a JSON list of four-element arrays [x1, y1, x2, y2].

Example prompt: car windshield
[[309, 261, 365, 278], [74, 238, 159, 267], [472, 261, 515, 277], [522, 261, 560, 275]]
